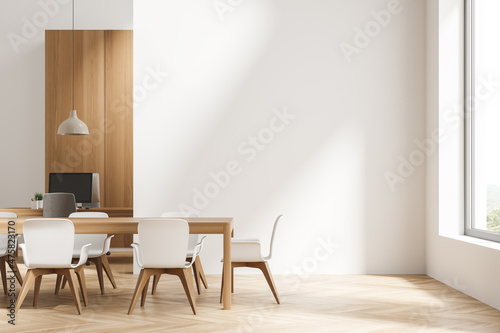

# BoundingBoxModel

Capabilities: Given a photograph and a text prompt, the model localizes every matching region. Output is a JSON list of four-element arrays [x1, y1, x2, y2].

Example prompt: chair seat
[[16, 218, 91, 315], [72, 249, 103, 258], [24, 263, 82, 269], [231, 238, 260, 243], [229, 238, 264, 262], [64, 213, 117, 295], [220, 215, 282, 305], [128, 219, 199, 315], [0, 234, 10, 256]]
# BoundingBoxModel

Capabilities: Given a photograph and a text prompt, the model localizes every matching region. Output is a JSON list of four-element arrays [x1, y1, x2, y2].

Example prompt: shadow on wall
[[134, 0, 426, 274]]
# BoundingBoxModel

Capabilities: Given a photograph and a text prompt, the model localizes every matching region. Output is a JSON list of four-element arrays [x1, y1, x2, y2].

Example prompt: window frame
[[464, 0, 500, 242]]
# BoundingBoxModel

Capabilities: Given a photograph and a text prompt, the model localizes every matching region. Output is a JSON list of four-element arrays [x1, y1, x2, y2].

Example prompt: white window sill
[[440, 234, 500, 251]]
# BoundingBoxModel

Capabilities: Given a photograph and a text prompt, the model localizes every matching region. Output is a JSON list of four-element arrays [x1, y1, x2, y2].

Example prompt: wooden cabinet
[[45, 30, 133, 248], [45, 30, 133, 208]]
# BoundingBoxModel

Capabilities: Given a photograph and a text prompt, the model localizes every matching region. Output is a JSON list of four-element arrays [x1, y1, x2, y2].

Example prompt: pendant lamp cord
[[72, 0, 75, 111]]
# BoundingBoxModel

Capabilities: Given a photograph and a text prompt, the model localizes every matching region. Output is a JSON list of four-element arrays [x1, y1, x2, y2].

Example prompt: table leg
[[222, 224, 232, 310]]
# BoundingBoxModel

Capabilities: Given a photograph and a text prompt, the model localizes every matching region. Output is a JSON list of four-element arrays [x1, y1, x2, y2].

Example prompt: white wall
[[0, 0, 132, 208], [426, 0, 500, 311], [135, 0, 426, 274]]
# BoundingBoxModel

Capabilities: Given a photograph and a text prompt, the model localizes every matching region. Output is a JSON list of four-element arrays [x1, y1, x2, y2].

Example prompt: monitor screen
[[49, 173, 93, 203]]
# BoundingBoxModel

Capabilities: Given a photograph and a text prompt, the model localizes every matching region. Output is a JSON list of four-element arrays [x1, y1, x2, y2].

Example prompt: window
[[466, 0, 500, 242]]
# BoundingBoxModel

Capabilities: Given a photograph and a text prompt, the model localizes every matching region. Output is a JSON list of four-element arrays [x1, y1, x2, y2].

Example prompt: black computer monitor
[[49, 173, 93, 204]]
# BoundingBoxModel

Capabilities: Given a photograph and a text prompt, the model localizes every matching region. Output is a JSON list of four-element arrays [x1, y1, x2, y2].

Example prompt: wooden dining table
[[0, 216, 234, 310]]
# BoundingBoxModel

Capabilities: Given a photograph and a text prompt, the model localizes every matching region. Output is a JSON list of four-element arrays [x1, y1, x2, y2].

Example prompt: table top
[[0, 217, 234, 234]]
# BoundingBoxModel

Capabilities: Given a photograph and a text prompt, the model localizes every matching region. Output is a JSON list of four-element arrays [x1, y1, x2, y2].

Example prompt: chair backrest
[[69, 212, 109, 218], [0, 212, 17, 256], [43, 193, 77, 217], [138, 219, 189, 268], [267, 215, 283, 260], [161, 212, 200, 249], [160, 212, 199, 218], [0, 212, 17, 218], [23, 219, 74, 268], [69, 212, 109, 253]]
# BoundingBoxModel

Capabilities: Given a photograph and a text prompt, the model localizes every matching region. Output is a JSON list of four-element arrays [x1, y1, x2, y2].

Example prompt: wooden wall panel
[[45, 30, 106, 204], [45, 30, 73, 191], [46, 30, 133, 208], [45, 30, 132, 250], [104, 31, 133, 208]]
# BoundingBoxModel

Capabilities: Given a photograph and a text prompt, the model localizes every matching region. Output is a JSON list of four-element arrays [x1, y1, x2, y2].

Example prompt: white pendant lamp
[[57, 110, 89, 135], [57, 0, 89, 136]]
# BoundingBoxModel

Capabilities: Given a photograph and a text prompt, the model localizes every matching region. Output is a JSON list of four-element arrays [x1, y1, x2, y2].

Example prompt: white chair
[[16, 219, 91, 315], [221, 215, 283, 304], [152, 212, 207, 295], [56, 212, 116, 295], [128, 219, 202, 315], [0, 212, 23, 294]]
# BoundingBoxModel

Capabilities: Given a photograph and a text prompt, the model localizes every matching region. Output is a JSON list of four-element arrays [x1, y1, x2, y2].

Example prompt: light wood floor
[[1, 252, 500, 332]]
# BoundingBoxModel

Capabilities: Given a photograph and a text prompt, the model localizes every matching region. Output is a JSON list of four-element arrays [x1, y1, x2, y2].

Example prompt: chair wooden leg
[[151, 274, 160, 295], [95, 257, 105, 295], [64, 269, 83, 315], [255, 262, 280, 304], [100, 254, 117, 289], [60, 258, 77, 291], [15, 269, 37, 313], [177, 268, 197, 315], [8, 258, 23, 285], [61, 275, 67, 289], [0, 257, 7, 295], [33, 275, 42, 307], [186, 268, 197, 313], [55, 274, 62, 295], [128, 269, 151, 315], [231, 265, 234, 293], [197, 257, 208, 289], [75, 266, 88, 307], [192, 260, 201, 295], [141, 277, 150, 307]]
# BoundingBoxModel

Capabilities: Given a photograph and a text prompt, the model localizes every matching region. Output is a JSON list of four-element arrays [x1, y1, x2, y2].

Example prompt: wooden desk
[[0, 216, 234, 310], [0, 207, 133, 218]]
